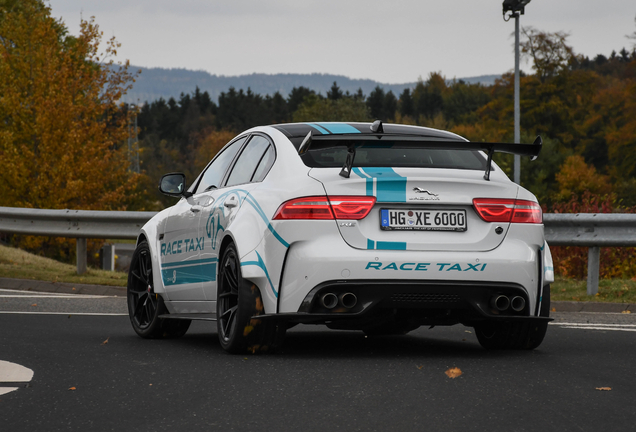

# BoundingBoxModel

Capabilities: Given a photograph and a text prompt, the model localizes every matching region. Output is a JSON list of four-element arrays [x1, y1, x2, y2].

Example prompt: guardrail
[[0, 207, 156, 274], [1, 207, 635, 295]]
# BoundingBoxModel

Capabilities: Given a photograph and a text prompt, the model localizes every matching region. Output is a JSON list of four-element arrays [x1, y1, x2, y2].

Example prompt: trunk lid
[[309, 167, 518, 252]]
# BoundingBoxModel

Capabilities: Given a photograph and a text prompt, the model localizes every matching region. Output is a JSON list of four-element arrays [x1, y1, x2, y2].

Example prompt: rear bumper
[[255, 278, 552, 327]]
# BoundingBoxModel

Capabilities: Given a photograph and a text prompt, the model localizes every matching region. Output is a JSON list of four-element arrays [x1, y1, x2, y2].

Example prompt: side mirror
[[159, 173, 192, 198]]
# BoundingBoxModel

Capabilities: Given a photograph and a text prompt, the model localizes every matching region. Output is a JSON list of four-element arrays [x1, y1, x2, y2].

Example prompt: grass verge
[[551, 276, 636, 303], [0, 244, 127, 287]]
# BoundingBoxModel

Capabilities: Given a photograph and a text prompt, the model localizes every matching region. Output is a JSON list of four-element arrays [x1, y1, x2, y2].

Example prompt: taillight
[[329, 196, 376, 219], [473, 198, 542, 224], [273, 196, 376, 220]]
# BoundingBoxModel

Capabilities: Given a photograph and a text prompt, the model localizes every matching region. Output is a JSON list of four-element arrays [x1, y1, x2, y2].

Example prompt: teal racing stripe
[[240, 251, 277, 298], [244, 194, 290, 248], [162, 258, 217, 269], [367, 239, 375, 249], [353, 167, 374, 196], [307, 123, 330, 134], [317, 123, 361, 134], [162, 262, 217, 286], [376, 241, 407, 250], [361, 167, 406, 203]]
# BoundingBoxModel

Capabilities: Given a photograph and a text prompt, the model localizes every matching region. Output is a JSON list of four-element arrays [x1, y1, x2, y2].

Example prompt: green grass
[[0, 244, 127, 287], [552, 276, 636, 303]]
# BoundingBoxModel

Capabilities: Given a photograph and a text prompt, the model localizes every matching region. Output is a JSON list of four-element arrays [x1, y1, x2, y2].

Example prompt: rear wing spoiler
[[297, 131, 543, 181]]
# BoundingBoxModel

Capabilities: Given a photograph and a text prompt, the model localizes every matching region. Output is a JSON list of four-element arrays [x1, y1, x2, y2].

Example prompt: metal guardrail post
[[587, 246, 600, 295], [76, 238, 87, 275], [102, 244, 115, 271]]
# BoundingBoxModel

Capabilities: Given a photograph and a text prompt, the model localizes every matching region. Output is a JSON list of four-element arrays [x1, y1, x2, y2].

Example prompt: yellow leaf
[[68, 387, 77, 391], [445, 367, 463, 379], [621, 310, 631, 314], [595, 387, 612, 391]]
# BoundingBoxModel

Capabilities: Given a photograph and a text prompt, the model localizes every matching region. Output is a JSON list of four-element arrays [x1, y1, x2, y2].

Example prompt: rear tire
[[127, 240, 191, 339], [475, 285, 550, 350], [216, 244, 286, 354]]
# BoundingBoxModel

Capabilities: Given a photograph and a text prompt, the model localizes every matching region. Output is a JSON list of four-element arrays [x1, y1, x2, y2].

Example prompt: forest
[[2, 0, 636, 277]]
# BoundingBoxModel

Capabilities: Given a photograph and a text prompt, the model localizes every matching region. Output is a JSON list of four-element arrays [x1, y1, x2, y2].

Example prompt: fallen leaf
[[149, 384, 153, 386], [72, 288, 76, 291], [621, 310, 632, 314], [68, 387, 76, 391], [445, 367, 463, 379], [596, 387, 611, 391], [464, 330, 472, 334], [101, 337, 110, 345], [551, 307, 556, 312], [416, 365, 424, 370], [31, 304, 37, 307]]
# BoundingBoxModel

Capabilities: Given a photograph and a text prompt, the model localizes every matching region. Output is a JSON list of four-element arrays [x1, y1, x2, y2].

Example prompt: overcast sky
[[48, 0, 636, 84]]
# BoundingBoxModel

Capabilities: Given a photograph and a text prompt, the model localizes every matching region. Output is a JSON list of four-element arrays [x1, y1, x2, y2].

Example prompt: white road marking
[[0, 360, 34, 395], [0, 294, 113, 299], [0, 288, 113, 299], [0, 311, 127, 316], [551, 322, 636, 332]]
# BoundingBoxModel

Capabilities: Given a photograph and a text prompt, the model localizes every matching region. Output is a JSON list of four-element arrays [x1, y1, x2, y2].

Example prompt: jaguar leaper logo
[[411, 187, 440, 200], [413, 187, 438, 197]]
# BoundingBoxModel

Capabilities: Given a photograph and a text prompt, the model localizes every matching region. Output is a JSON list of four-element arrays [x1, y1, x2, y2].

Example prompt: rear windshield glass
[[294, 139, 488, 171]]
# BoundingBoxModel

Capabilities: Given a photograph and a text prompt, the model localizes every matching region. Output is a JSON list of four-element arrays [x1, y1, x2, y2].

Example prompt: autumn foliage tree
[[0, 0, 139, 211]]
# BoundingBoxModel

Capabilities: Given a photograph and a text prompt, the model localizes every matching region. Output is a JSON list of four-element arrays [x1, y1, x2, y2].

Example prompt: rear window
[[295, 139, 488, 171]]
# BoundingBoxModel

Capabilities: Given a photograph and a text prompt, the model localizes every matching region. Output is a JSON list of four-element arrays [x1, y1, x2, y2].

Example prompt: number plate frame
[[380, 209, 467, 232]]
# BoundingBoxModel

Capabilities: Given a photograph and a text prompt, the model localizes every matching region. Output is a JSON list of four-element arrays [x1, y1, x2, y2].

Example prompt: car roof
[[271, 122, 464, 141]]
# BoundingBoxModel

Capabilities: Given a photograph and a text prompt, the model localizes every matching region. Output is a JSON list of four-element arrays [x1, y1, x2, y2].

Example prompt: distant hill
[[121, 67, 500, 104]]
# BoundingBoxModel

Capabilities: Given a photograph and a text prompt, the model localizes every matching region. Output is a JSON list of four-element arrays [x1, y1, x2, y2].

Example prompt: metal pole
[[513, 13, 521, 184], [587, 246, 600, 295], [76, 238, 87, 275]]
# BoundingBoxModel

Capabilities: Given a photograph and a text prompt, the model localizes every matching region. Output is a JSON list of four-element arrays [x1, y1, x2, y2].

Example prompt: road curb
[[0, 277, 126, 297]]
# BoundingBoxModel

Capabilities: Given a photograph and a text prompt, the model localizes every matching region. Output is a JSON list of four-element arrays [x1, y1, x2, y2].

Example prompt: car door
[[198, 134, 275, 301], [160, 136, 246, 301]]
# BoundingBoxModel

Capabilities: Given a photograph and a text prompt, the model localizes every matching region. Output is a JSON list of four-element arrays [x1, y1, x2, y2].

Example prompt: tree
[[327, 81, 343, 101], [0, 0, 139, 211], [398, 88, 414, 118], [366, 86, 385, 119], [520, 27, 578, 81], [287, 86, 315, 114], [292, 94, 370, 122], [628, 15, 636, 48]]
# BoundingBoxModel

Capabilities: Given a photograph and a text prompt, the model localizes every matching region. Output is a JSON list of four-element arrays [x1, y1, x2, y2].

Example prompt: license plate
[[380, 209, 467, 231]]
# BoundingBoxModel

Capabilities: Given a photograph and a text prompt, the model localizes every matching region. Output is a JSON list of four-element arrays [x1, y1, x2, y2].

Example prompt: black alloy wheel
[[127, 240, 190, 338], [217, 243, 286, 354]]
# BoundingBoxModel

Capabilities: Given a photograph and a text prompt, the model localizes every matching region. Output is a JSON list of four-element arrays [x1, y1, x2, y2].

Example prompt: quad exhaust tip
[[491, 295, 510, 311], [321, 293, 339, 309], [510, 296, 526, 312], [320, 292, 358, 309], [490, 294, 526, 312], [339, 292, 358, 309]]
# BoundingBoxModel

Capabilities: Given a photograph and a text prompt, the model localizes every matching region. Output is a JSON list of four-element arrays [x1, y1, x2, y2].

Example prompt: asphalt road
[[1, 288, 636, 432]]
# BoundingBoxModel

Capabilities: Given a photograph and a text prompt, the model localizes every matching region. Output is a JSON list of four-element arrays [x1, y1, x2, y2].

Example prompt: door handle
[[224, 196, 238, 208], [202, 196, 215, 207], [190, 205, 202, 213]]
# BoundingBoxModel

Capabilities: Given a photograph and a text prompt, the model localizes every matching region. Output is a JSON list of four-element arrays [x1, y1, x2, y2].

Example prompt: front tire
[[127, 240, 191, 338], [216, 244, 285, 354], [475, 285, 550, 350]]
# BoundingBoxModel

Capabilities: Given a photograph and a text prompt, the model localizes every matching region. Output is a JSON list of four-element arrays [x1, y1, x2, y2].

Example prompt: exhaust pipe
[[491, 295, 510, 311], [510, 296, 526, 312], [321, 293, 338, 309], [339, 292, 357, 309]]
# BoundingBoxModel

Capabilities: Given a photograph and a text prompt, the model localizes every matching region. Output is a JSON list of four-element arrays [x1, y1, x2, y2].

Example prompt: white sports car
[[127, 121, 554, 354]]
